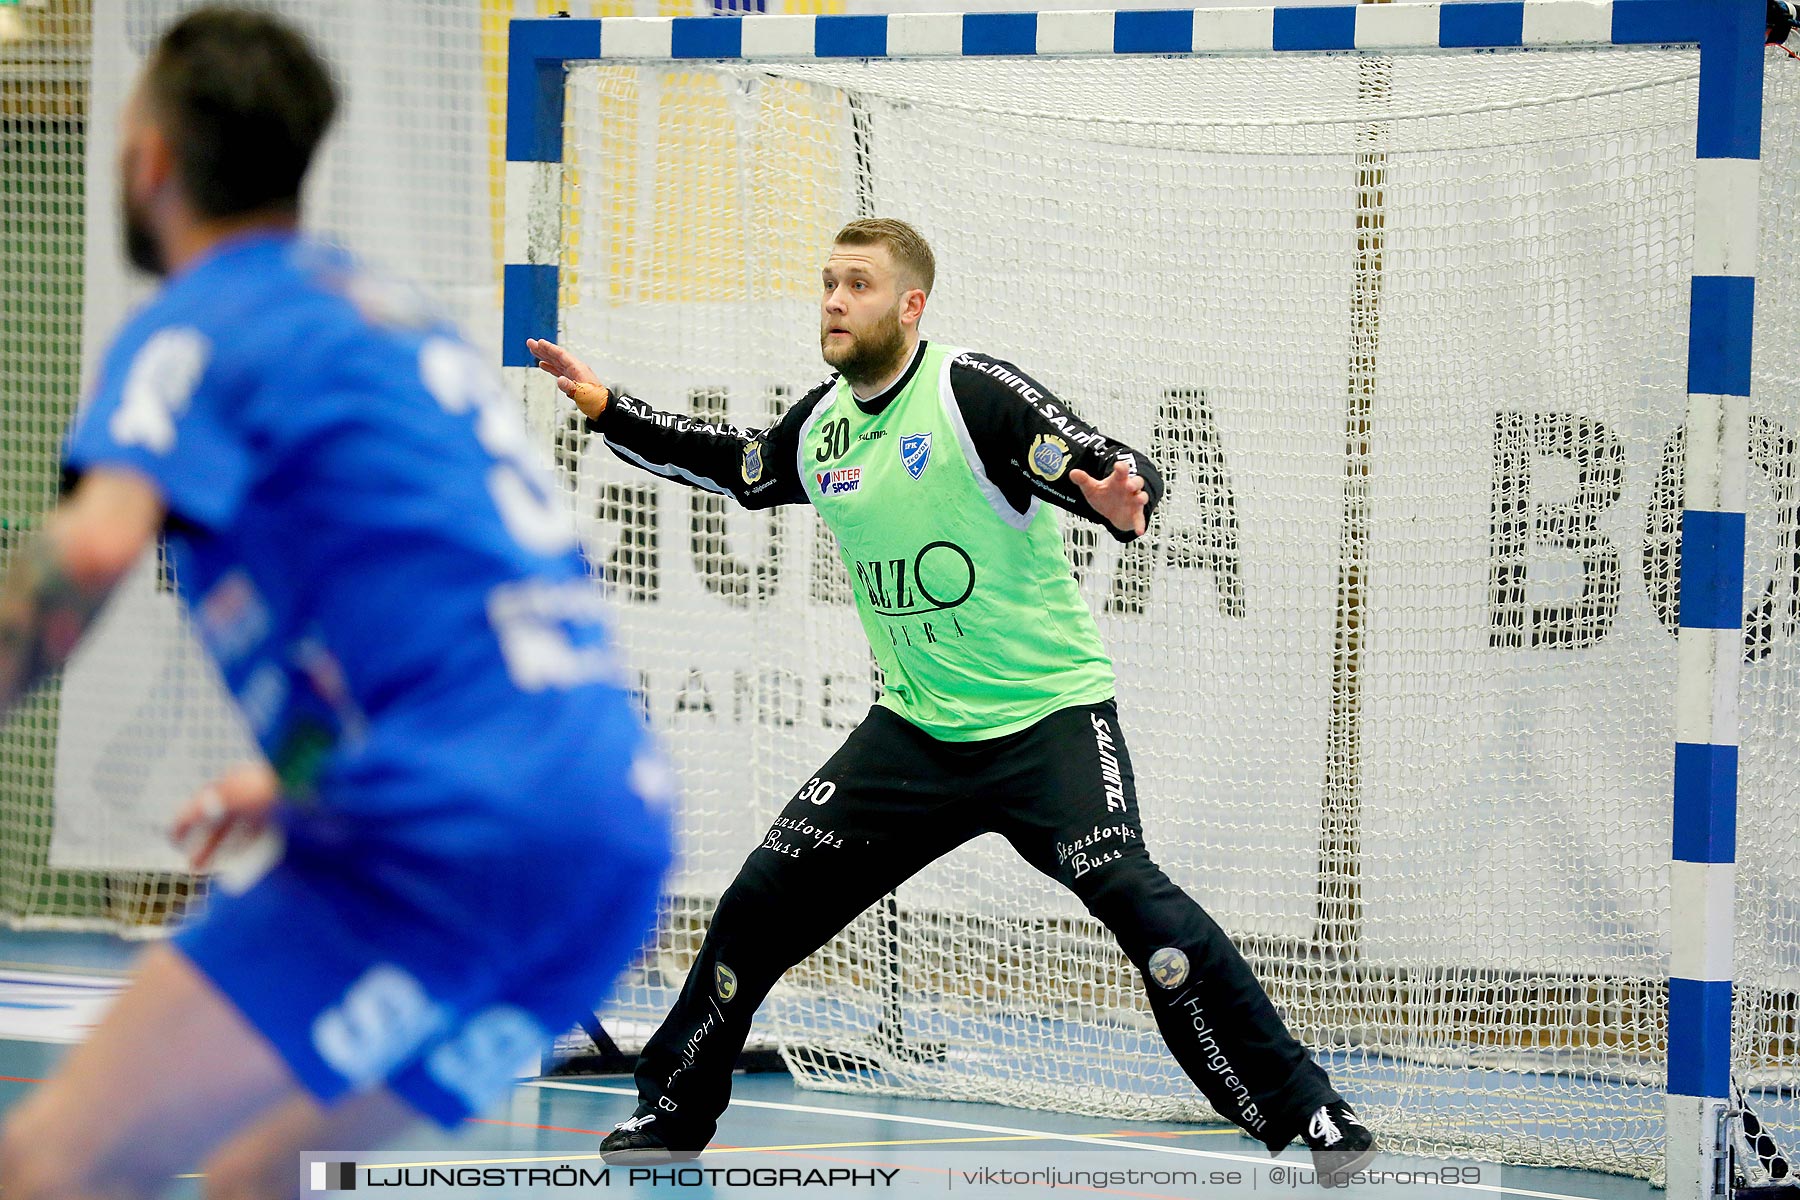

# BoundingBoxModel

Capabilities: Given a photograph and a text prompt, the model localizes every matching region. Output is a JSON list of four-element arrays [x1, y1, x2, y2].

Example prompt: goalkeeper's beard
[[822, 304, 908, 389]]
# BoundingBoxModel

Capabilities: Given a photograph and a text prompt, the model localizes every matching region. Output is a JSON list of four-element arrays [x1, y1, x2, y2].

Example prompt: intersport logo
[[816, 467, 862, 495]]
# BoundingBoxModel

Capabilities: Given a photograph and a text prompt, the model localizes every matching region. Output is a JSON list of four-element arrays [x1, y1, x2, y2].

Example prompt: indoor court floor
[[0, 931, 1681, 1199]]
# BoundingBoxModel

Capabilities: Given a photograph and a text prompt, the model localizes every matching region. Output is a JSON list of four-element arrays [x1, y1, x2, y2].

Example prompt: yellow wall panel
[[481, 0, 515, 301], [628, 73, 854, 303], [637, 71, 745, 301], [747, 79, 851, 299], [491, 3, 856, 308], [576, 69, 643, 305]]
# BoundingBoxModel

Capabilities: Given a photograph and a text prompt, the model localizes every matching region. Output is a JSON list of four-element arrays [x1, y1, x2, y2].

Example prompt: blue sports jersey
[[67, 232, 658, 854]]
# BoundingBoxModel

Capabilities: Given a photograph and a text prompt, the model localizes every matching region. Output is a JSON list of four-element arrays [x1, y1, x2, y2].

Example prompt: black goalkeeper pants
[[625, 699, 1340, 1150]]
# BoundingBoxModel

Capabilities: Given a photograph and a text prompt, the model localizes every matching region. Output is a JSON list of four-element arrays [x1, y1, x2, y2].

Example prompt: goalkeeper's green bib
[[799, 342, 1115, 740]]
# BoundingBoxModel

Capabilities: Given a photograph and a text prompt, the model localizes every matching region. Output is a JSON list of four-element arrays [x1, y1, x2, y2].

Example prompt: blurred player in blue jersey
[[0, 8, 671, 1198]]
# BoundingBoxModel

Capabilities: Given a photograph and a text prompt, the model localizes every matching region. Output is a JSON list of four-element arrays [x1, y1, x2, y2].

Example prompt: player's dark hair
[[141, 6, 337, 220], [835, 218, 936, 296]]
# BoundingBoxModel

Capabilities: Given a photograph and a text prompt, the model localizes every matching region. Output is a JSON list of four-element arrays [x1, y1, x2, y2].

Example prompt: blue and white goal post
[[502, 2, 1778, 1194]]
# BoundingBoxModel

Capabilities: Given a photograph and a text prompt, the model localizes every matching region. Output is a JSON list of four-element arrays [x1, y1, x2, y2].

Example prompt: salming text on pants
[[626, 699, 1340, 1150]]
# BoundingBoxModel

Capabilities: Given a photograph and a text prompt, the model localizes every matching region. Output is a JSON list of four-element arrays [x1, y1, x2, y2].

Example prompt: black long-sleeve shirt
[[588, 340, 1162, 542]]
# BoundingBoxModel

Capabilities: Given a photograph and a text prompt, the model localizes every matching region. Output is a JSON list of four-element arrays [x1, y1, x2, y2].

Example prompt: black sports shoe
[[598, 1117, 704, 1164], [1300, 1101, 1377, 1188]]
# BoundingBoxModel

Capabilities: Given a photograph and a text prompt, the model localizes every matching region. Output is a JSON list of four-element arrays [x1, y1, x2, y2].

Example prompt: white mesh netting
[[549, 48, 1800, 1177], [1, 2, 91, 924], [0, 0, 505, 926]]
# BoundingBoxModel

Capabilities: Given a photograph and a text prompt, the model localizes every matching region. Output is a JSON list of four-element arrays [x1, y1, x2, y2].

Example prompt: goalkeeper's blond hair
[[834, 218, 935, 297]]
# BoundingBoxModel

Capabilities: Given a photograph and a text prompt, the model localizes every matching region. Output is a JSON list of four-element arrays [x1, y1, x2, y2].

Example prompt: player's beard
[[822, 303, 907, 388], [120, 178, 166, 277]]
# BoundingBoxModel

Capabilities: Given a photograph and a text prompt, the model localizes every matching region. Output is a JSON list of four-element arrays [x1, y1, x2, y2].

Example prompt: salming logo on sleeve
[[955, 353, 1108, 450]]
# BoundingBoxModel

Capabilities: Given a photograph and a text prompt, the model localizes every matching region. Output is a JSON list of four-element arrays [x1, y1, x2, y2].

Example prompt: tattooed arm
[[0, 470, 165, 714]]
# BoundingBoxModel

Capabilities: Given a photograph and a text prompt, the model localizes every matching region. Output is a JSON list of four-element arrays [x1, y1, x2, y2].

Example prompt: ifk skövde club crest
[[900, 432, 931, 480]]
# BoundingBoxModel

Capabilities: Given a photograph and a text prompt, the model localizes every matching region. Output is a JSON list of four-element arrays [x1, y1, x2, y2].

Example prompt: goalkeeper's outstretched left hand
[[527, 337, 610, 422], [1070, 459, 1150, 537]]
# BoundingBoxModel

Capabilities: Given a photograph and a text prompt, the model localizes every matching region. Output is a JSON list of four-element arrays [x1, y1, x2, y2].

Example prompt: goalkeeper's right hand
[[526, 337, 610, 422]]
